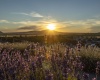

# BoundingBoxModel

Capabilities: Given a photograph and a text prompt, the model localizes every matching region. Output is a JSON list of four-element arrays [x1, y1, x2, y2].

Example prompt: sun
[[47, 24, 56, 30]]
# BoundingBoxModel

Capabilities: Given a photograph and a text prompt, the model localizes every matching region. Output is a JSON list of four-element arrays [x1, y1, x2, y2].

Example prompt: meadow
[[0, 0, 100, 79], [0, 42, 100, 80]]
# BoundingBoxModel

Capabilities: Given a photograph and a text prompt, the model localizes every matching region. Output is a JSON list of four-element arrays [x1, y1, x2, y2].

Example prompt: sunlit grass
[[0, 42, 29, 50]]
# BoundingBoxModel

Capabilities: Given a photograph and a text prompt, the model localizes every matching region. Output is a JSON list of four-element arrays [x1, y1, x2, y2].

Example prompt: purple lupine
[[76, 74, 81, 80], [97, 61, 100, 68], [92, 77, 97, 80], [62, 68, 69, 78], [82, 72, 89, 80], [45, 70, 53, 80], [31, 62, 36, 72], [77, 41, 81, 51], [96, 61, 100, 80], [45, 74, 53, 80]]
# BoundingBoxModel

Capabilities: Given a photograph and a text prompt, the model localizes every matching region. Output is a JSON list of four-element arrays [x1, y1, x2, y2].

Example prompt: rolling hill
[[4, 30, 64, 35], [0, 31, 3, 34]]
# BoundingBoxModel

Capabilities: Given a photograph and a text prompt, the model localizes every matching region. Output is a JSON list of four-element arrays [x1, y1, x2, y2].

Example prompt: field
[[0, 41, 100, 80], [1, 0, 100, 79]]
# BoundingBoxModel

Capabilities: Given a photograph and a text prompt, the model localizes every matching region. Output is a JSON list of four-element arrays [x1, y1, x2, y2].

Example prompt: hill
[[5, 30, 64, 35], [0, 31, 3, 34]]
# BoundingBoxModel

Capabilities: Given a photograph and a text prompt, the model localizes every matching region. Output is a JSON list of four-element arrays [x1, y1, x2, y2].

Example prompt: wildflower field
[[0, 42, 100, 80]]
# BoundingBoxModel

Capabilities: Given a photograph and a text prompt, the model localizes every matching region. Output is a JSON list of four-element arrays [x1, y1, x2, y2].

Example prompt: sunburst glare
[[47, 24, 56, 30]]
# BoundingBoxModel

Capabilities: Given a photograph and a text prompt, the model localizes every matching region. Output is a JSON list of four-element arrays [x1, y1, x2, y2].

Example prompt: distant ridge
[[0, 31, 3, 34], [5, 30, 64, 35], [0, 30, 100, 36]]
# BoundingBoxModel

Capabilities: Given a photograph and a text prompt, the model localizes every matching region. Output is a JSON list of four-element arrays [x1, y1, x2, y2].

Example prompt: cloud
[[13, 12, 44, 18], [12, 18, 59, 26], [89, 26, 100, 33], [12, 21, 43, 26], [11, 19, 91, 32], [62, 19, 100, 31], [0, 20, 9, 23], [12, 21, 28, 25], [15, 19, 58, 31], [17, 25, 44, 31], [1, 17, 100, 33], [29, 12, 43, 17]]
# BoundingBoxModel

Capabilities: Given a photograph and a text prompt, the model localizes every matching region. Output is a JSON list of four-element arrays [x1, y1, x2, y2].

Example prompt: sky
[[0, 0, 100, 33]]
